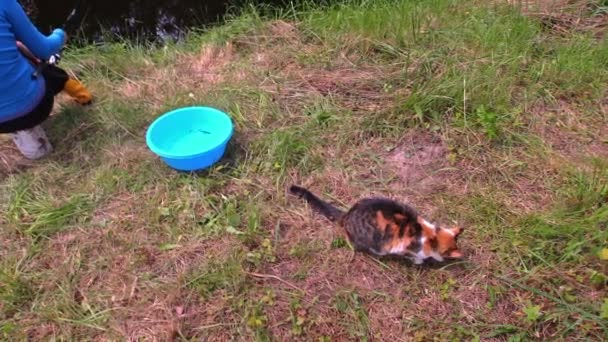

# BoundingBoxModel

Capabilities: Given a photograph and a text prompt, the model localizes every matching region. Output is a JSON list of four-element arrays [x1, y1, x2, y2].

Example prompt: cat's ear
[[451, 226, 464, 236]]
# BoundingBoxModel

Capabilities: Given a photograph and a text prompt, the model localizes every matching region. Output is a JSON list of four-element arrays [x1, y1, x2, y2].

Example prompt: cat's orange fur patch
[[423, 240, 433, 255], [376, 210, 391, 232], [393, 213, 407, 221], [417, 217, 437, 239], [381, 223, 413, 254], [436, 230, 454, 247]]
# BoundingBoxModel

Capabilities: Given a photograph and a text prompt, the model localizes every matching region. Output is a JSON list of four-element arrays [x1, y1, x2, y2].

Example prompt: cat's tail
[[289, 185, 344, 222]]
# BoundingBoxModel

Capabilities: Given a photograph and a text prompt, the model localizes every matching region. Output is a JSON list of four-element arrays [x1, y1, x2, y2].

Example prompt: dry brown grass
[[176, 43, 238, 87], [529, 100, 608, 161], [386, 130, 450, 192], [14, 191, 245, 339], [262, 63, 407, 113], [535, 11, 607, 38], [509, 0, 608, 38], [0, 137, 33, 179]]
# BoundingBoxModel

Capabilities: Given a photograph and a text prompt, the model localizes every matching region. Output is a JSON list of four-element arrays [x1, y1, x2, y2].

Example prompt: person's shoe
[[64, 78, 93, 105], [11, 125, 53, 160]]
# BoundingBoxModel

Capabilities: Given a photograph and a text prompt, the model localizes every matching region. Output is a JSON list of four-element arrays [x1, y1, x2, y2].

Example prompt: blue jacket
[[0, 0, 65, 123]]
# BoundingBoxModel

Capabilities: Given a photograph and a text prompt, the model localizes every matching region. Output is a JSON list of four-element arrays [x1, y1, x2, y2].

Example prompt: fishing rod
[[31, 0, 87, 79]]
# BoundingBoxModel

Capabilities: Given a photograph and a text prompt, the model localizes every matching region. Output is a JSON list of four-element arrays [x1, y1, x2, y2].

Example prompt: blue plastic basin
[[146, 106, 233, 171]]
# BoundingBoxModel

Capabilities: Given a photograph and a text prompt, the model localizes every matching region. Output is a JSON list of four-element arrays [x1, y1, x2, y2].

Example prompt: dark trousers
[[0, 65, 69, 134]]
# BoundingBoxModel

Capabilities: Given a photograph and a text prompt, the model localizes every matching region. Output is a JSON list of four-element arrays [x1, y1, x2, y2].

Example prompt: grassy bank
[[1, 0, 607, 340]]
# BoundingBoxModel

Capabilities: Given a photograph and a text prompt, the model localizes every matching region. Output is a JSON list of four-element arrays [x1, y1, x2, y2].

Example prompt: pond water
[[24, 0, 290, 43]]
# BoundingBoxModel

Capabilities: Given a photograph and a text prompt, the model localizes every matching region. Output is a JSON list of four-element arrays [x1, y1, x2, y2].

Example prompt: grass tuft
[[7, 178, 94, 239], [514, 162, 608, 264]]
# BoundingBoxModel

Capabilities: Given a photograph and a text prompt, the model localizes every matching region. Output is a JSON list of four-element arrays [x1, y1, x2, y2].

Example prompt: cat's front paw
[[430, 252, 444, 263]]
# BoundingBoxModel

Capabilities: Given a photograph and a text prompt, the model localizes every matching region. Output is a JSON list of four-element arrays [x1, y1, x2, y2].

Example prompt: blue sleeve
[[5, 0, 65, 60]]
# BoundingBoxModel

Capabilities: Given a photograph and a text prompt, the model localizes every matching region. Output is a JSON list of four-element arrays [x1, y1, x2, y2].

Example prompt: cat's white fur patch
[[421, 219, 436, 231], [412, 236, 444, 264], [388, 240, 408, 254], [414, 249, 427, 264], [430, 251, 444, 262], [414, 249, 444, 264]]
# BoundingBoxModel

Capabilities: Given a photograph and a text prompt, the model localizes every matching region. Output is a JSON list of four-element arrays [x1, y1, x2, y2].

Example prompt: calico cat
[[289, 185, 464, 264]]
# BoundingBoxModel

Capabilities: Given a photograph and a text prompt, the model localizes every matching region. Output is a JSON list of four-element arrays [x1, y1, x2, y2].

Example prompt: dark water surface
[[24, 0, 290, 42]]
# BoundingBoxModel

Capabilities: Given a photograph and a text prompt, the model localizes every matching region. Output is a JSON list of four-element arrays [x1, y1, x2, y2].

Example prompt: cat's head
[[436, 226, 465, 260], [417, 218, 465, 263]]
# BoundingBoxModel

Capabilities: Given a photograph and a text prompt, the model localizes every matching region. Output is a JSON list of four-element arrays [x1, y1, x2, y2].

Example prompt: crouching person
[[0, 0, 91, 159]]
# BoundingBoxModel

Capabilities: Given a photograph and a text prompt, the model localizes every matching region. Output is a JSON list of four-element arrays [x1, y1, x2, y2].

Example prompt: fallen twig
[[246, 271, 307, 294]]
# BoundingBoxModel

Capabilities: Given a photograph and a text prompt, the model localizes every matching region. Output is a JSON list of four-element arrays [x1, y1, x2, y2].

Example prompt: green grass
[[0, 261, 35, 320], [1, 0, 607, 339], [186, 252, 247, 299], [515, 164, 608, 265], [299, 0, 607, 136], [6, 177, 94, 239], [501, 164, 608, 335], [333, 290, 371, 340]]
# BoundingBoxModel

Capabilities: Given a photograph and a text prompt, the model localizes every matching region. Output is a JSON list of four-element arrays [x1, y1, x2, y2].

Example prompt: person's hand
[[51, 28, 68, 46]]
